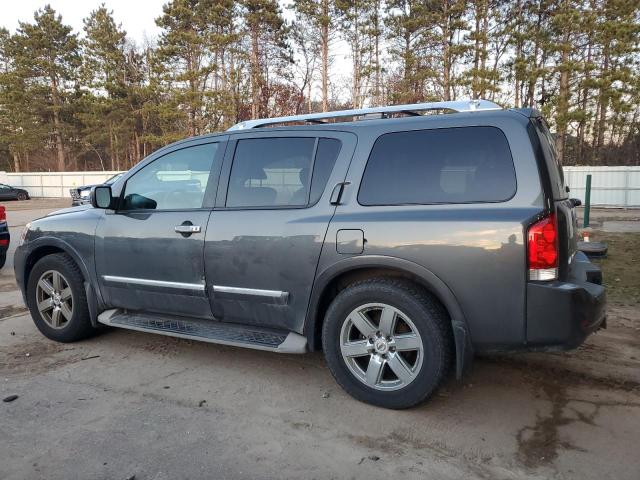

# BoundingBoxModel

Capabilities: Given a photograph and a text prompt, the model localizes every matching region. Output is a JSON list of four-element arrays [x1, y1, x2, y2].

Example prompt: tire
[[0, 252, 5, 269], [322, 278, 453, 409], [17, 192, 27, 201], [26, 253, 95, 342]]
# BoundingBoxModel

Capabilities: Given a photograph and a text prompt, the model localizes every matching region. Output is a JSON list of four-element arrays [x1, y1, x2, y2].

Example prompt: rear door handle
[[330, 182, 350, 205]]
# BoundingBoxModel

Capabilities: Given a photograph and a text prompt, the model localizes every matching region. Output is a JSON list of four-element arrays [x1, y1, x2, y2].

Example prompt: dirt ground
[[1, 201, 639, 480]]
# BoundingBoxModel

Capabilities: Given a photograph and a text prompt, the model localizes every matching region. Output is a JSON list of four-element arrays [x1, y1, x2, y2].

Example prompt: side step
[[98, 309, 307, 354]]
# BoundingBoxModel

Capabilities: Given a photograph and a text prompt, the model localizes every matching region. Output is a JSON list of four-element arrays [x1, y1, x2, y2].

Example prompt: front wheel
[[17, 192, 28, 201], [26, 253, 95, 342], [322, 278, 453, 409]]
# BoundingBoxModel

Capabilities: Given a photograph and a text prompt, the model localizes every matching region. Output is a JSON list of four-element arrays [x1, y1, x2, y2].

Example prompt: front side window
[[358, 126, 517, 205], [121, 143, 218, 211]]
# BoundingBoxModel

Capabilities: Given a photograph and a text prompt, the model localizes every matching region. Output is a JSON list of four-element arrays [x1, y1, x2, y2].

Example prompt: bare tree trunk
[[12, 152, 20, 173], [109, 124, 116, 171], [373, 0, 381, 105], [442, 0, 451, 101], [555, 49, 570, 165], [50, 76, 66, 172], [250, 24, 260, 119], [479, 2, 489, 98], [321, 0, 329, 112], [595, 43, 610, 153]]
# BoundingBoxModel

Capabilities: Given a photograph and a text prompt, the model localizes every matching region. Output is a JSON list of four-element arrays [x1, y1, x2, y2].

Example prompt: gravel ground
[[1, 201, 639, 480]]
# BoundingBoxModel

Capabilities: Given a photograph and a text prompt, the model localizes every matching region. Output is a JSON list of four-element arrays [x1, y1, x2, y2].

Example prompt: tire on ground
[[26, 253, 95, 342], [322, 278, 453, 409]]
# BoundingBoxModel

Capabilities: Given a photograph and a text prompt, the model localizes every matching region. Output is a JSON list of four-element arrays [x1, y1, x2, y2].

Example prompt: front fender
[[17, 236, 104, 326]]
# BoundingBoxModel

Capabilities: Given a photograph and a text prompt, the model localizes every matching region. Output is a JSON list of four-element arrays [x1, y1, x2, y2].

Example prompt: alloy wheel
[[340, 303, 423, 391], [36, 270, 73, 329]]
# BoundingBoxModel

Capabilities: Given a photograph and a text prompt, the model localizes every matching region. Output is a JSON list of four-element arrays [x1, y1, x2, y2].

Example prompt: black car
[[0, 206, 9, 269], [0, 183, 29, 201], [70, 173, 123, 206]]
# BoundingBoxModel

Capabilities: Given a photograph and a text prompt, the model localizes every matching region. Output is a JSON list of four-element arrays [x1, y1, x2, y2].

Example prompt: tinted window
[[122, 143, 218, 210], [533, 117, 567, 200], [358, 127, 516, 205], [310, 138, 342, 204], [227, 137, 317, 207]]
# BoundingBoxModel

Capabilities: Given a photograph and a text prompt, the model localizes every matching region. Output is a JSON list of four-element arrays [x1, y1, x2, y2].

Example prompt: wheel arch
[[304, 255, 472, 378], [22, 237, 102, 326]]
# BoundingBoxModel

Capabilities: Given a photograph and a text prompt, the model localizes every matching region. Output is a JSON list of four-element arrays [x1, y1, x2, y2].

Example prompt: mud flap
[[452, 320, 473, 379]]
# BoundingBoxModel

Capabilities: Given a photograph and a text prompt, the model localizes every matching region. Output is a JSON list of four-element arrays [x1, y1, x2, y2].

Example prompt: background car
[[0, 206, 9, 269], [69, 173, 123, 206], [0, 183, 29, 201]]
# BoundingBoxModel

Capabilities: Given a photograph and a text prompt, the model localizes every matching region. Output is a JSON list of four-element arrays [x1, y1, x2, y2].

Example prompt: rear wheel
[[17, 192, 28, 201], [0, 252, 6, 269], [322, 278, 452, 409], [26, 253, 94, 342]]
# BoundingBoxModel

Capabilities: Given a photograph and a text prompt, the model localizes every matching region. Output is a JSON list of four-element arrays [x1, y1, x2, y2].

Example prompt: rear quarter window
[[358, 126, 517, 206]]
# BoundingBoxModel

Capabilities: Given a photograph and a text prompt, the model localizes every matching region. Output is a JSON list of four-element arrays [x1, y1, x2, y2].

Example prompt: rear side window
[[226, 137, 341, 208], [532, 117, 567, 200], [310, 138, 341, 204], [358, 126, 516, 205]]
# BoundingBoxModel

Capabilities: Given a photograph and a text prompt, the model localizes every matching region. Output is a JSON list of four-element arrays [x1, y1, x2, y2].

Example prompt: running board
[[97, 309, 307, 354]]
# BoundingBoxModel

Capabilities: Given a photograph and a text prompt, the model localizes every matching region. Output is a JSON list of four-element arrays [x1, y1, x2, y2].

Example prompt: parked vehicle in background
[[14, 100, 606, 409], [69, 173, 123, 206], [0, 206, 9, 269], [0, 183, 29, 201]]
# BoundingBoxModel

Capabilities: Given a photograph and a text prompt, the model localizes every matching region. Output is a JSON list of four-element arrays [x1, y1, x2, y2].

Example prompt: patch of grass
[[590, 232, 640, 306]]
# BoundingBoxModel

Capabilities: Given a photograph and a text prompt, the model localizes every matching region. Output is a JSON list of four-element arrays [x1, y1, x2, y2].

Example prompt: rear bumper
[[526, 251, 606, 350]]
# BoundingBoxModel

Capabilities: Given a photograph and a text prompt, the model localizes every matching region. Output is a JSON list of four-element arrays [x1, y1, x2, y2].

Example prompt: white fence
[[1, 166, 640, 207], [0, 171, 122, 198], [563, 166, 640, 208]]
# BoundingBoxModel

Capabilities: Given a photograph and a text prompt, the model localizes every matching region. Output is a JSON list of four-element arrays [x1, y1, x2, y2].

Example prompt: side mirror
[[91, 185, 114, 209]]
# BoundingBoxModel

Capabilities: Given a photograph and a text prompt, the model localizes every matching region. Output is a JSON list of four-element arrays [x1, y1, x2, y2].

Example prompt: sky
[[1, 0, 303, 43], [1, 0, 165, 44]]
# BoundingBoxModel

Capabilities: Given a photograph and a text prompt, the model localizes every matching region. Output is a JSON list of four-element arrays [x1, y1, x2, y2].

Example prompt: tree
[[293, 0, 335, 112], [12, 6, 80, 171], [239, 0, 290, 119], [155, 0, 238, 135]]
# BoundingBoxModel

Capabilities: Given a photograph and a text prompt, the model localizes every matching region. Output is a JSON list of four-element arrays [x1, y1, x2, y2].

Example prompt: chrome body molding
[[102, 275, 205, 291], [212, 285, 289, 301]]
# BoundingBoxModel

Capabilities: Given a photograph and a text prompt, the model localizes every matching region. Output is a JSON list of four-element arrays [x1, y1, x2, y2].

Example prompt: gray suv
[[15, 100, 606, 409]]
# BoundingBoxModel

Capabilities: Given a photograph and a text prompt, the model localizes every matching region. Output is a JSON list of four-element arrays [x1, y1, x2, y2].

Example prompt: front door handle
[[175, 222, 201, 237]]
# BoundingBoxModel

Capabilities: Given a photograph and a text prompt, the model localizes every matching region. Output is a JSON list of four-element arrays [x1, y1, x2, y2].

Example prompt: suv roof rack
[[227, 99, 502, 131]]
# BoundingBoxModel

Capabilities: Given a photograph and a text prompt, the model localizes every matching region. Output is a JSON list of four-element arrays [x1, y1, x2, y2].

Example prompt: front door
[[95, 139, 226, 319], [205, 131, 356, 333]]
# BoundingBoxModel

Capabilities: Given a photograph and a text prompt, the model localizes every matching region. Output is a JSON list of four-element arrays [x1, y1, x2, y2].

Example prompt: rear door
[[204, 130, 356, 333], [95, 138, 226, 318]]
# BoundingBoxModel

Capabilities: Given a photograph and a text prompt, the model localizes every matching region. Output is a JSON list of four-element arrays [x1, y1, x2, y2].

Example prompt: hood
[[46, 204, 93, 216]]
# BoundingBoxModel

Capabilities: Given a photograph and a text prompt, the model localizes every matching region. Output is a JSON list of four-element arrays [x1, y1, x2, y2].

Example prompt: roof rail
[[227, 99, 501, 131]]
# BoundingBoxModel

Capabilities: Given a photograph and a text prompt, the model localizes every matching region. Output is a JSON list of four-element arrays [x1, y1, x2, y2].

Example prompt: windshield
[[105, 173, 123, 185]]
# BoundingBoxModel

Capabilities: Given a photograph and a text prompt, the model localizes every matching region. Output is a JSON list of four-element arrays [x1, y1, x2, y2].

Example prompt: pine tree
[[12, 6, 80, 171]]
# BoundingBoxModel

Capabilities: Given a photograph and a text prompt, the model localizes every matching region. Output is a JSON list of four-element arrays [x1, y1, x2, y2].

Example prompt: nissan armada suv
[[15, 100, 606, 409]]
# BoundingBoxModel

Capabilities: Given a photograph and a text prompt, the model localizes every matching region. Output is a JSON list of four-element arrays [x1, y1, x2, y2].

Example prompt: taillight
[[0, 206, 5, 222], [527, 212, 558, 281]]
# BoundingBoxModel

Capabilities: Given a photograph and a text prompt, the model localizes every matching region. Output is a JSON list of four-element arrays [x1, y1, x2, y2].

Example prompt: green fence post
[[584, 174, 592, 228]]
